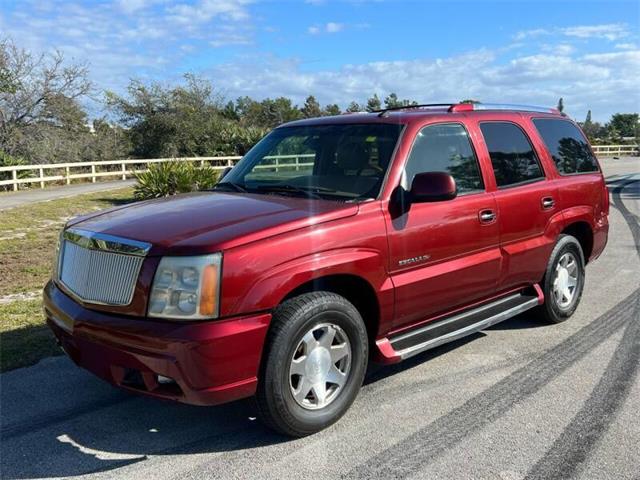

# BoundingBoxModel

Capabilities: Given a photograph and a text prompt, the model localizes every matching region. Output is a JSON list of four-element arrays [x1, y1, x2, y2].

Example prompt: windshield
[[220, 123, 404, 201]]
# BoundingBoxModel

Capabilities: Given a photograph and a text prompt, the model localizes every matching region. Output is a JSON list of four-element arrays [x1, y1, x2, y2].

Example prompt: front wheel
[[256, 292, 368, 437], [538, 234, 586, 323]]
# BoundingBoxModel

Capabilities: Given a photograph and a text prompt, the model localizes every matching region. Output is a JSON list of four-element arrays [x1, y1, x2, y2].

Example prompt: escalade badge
[[398, 255, 431, 266]]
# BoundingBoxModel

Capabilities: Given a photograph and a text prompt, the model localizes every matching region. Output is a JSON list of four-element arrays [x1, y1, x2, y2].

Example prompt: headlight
[[148, 254, 222, 320]]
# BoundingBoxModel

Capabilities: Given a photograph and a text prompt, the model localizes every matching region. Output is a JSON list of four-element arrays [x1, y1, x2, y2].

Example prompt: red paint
[[46, 108, 608, 406]]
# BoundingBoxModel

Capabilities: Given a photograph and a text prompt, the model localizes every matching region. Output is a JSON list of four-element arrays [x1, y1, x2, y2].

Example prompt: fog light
[[157, 375, 175, 385]]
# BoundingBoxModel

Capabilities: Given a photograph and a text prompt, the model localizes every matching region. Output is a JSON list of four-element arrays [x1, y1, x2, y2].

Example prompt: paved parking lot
[[1, 158, 638, 480]]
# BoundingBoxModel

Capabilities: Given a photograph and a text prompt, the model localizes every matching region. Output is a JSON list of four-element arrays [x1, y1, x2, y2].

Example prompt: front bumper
[[43, 281, 271, 406]]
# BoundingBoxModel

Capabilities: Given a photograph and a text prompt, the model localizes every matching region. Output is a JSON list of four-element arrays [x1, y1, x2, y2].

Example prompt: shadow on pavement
[[0, 310, 546, 479]]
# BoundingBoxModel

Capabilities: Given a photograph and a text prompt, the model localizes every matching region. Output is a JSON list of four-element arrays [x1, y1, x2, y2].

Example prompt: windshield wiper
[[212, 181, 248, 193], [254, 184, 323, 199]]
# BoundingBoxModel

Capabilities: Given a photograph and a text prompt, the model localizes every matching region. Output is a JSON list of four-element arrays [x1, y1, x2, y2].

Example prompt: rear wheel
[[538, 235, 585, 323], [256, 292, 368, 437]]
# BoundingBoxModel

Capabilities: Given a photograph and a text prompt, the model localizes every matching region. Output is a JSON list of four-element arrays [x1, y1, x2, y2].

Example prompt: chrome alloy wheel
[[289, 323, 352, 410], [552, 252, 579, 309]]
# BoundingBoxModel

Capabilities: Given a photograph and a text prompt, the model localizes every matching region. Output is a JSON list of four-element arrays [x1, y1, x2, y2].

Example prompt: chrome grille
[[58, 229, 151, 306]]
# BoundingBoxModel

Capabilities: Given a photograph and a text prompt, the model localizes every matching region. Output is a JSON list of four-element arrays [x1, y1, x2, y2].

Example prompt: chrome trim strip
[[396, 297, 539, 360], [63, 228, 151, 257]]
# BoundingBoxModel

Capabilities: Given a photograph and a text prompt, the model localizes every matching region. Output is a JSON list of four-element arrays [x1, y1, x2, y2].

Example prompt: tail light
[[602, 181, 610, 216]]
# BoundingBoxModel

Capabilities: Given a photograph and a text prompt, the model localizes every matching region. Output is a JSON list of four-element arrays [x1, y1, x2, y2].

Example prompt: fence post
[[12, 169, 18, 191], [227, 158, 233, 167], [121, 163, 126, 180], [91, 164, 96, 183], [65, 166, 70, 185], [39, 168, 44, 189]]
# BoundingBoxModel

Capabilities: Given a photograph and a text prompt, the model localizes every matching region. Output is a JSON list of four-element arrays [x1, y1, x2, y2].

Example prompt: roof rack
[[375, 103, 454, 117], [448, 103, 561, 114]]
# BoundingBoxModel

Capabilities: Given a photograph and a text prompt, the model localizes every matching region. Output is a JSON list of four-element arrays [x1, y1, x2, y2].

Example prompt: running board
[[382, 287, 542, 362]]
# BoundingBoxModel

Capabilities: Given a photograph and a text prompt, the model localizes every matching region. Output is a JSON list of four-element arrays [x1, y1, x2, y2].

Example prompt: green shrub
[[134, 161, 219, 200], [0, 151, 33, 190]]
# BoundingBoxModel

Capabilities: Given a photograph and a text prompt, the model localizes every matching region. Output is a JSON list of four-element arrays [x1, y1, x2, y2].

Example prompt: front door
[[385, 122, 501, 330]]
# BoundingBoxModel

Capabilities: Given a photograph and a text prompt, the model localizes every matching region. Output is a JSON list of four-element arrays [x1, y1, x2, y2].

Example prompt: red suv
[[45, 103, 609, 436]]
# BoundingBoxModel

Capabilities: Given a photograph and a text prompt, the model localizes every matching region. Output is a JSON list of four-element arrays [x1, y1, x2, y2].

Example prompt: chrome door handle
[[542, 197, 555, 209], [479, 210, 496, 223]]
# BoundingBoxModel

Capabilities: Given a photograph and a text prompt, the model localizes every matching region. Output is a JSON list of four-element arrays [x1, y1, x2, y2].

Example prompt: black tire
[[538, 234, 586, 324], [256, 291, 368, 437]]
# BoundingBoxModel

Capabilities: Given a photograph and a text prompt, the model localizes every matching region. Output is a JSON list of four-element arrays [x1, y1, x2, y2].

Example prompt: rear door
[[477, 121, 558, 291], [386, 122, 501, 329]]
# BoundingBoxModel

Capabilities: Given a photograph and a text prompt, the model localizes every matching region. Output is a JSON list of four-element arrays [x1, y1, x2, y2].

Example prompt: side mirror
[[219, 166, 233, 180], [410, 172, 457, 202]]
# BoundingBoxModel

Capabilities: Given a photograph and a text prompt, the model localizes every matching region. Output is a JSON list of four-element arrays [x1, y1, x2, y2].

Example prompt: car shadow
[[0, 309, 547, 479]]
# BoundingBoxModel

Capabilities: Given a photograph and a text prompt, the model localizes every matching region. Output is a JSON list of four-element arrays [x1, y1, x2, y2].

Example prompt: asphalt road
[[0, 181, 136, 211], [1, 158, 638, 480]]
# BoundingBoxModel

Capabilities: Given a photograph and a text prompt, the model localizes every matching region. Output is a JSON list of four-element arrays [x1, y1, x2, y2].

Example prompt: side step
[[384, 287, 542, 361]]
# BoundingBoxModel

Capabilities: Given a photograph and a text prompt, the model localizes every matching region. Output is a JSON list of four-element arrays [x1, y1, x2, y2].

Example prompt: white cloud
[[206, 47, 640, 122], [541, 43, 575, 55], [2, 3, 638, 123], [168, 0, 253, 24], [561, 23, 628, 41], [615, 42, 638, 50], [308, 22, 345, 34], [515, 23, 629, 42], [514, 28, 550, 41]]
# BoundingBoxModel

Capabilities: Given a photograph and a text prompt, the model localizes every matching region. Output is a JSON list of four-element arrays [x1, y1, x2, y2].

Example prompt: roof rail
[[375, 103, 454, 117], [449, 103, 560, 114]]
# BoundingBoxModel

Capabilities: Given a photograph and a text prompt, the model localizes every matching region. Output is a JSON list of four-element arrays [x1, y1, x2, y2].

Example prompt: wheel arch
[[282, 273, 381, 346], [561, 221, 594, 263]]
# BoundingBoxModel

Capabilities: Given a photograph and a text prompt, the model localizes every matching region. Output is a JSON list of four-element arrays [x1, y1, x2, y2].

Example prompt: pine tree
[[346, 101, 362, 113], [301, 95, 322, 118], [557, 97, 564, 113], [366, 94, 381, 112]]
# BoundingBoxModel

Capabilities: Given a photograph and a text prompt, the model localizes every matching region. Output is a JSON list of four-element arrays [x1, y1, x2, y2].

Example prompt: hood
[[67, 192, 359, 255]]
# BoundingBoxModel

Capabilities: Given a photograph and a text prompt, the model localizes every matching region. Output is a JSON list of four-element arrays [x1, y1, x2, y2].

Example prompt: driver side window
[[404, 123, 484, 194]]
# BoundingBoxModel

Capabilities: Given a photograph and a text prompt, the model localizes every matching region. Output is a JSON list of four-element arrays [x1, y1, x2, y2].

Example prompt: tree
[[384, 93, 418, 109], [346, 101, 362, 113], [301, 95, 322, 118], [557, 97, 564, 113], [384, 93, 401, 109], [460, 99, 481, 104], [607, 113, 639, 139], [366, 94, 381, 112], [580, 110, 604, 142], [107, 74, 228, 157], [324, 104, 341, 116], [0, 37, 93, 163]]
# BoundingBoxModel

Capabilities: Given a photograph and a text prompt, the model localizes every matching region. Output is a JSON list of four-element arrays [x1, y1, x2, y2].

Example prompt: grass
[[0, 188, 135, 372]]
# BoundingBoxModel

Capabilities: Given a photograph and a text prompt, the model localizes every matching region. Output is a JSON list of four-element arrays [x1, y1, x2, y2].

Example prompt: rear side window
[[480, 122, 544, 187], [532, 118, 599, 174], [404, 123, 484, 194]]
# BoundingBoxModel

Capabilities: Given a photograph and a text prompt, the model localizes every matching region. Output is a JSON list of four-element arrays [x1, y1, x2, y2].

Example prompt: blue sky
[[1, 0, 639, 121]]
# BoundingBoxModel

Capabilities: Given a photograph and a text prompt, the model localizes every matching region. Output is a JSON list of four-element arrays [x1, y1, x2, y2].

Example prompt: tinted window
[[480, 122, 544, 187], [404, 123, 483, 194], [532, 118, 599, 174]]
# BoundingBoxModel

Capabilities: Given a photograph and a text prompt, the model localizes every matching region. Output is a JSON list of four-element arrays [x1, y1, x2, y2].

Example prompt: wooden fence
[[591, 145, 639, 157], [0, 147, 637, 192]]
